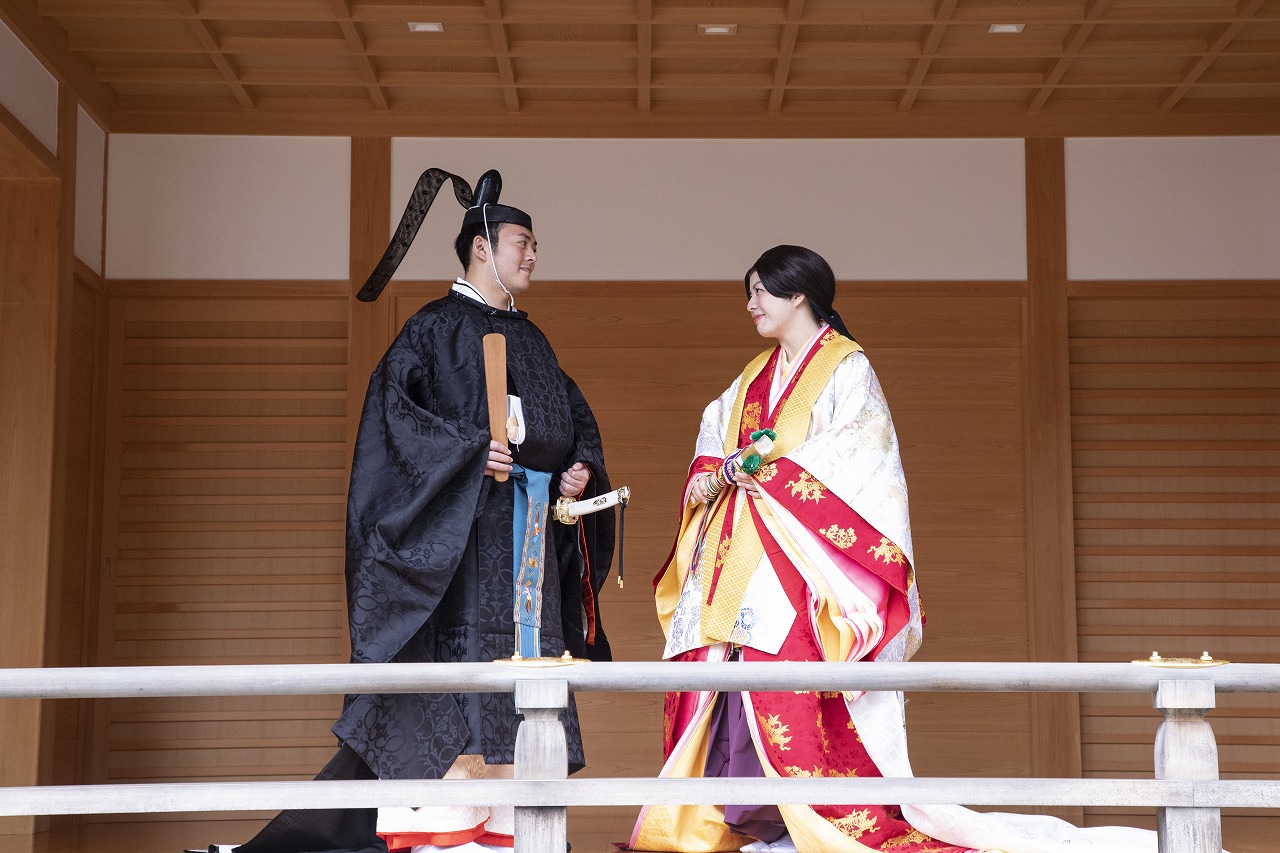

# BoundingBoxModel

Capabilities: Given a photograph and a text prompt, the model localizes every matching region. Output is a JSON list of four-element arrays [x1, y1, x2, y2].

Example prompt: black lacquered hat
[[357, 168, 530, 302]]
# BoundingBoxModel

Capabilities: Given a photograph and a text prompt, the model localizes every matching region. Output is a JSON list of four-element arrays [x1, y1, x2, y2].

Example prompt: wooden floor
[[1, 813, 1277, 853]]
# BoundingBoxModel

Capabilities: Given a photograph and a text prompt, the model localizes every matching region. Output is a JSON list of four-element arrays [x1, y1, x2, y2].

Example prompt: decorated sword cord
[[553, 485, 630, 588]]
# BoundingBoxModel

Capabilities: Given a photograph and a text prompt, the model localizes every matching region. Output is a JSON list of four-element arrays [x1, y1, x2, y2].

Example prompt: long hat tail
[[356, 168, 473, 302]]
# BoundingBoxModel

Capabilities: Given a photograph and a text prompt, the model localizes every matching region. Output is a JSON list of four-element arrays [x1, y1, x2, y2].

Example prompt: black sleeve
[[343, 333, 489, 665], [555, 371, 615, 662]]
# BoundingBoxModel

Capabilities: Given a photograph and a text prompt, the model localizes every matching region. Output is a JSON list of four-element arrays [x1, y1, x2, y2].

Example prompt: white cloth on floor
[[376, 754, 515, 838]]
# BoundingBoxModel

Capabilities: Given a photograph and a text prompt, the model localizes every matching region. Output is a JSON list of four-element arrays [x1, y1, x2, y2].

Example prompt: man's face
[[489, 224, 537, 293]]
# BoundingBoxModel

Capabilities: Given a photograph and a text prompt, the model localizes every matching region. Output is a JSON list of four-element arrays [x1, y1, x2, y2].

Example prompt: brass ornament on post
[[494, 650, 589, 667], [1132, 650, 1229, 668]]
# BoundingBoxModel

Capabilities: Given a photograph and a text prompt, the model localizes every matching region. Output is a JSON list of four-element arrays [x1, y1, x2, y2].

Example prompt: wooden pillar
[[514, 679, 570, 853], [1023, 138, 1083, 818], [0, 110, 61, 835], [345, 137, 392, 457], [38, 87, 80, 796], [1153, 680, 1221, 852], [342, 138, 392, 662]]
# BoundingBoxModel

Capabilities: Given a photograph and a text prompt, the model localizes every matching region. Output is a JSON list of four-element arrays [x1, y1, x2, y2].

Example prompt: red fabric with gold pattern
[[661, 646, 707, 759], [736, 340, 826, 445], [739, 512, 969, 853], [757, 457, 913, 659], [690, 454, 725, 478], [736, 348, 777, 441]]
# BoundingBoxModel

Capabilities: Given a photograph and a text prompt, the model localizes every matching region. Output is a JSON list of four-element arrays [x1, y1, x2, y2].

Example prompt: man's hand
[[559, 462, 590, 497], [485, 440, 512, 477]]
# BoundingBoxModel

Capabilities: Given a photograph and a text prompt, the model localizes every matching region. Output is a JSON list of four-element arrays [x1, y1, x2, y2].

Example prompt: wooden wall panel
[[385, 279, 1031, 844], [45, 266, 107, 793], [1069, 285, 1280, 827], [0, 177, 61, 837], [83, 274, 1280, 845], [89, 275, 1030, 845], [95, 283, 349, 800]]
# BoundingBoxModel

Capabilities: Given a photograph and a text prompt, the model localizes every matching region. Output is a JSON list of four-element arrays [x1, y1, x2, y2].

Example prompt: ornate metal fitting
[[1132, 650, 1229, 668], [552, 496, 576, 525], [493, 650, 589, 667]]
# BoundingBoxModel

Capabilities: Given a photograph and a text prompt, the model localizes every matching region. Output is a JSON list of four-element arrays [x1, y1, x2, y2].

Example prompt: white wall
[[105, 135, 350, 280], [389, 138, 1028, 282], [75, 107, 106, 274], [0, 19, 59, 155], [98, 135, 1280, 285], [1066, 137, 1280, 280]]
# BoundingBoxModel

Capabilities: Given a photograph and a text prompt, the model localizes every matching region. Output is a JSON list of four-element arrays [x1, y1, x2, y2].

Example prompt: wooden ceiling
[[4, 0, 1280, 137]]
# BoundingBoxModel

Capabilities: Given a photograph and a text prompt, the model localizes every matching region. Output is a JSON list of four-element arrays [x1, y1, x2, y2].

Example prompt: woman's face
[[746, 272, 804, 341]]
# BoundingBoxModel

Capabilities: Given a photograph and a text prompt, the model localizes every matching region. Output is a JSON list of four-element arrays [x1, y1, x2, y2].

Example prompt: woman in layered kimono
[[629, 246, 1164, 853]]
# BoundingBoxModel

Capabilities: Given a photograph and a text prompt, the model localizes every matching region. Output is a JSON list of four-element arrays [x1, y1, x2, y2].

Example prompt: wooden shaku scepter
[[482, 333, 508, 483]]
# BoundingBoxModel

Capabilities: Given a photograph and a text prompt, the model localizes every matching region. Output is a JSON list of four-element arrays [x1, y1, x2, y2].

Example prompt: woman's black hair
[[744, 245, 855, 341]]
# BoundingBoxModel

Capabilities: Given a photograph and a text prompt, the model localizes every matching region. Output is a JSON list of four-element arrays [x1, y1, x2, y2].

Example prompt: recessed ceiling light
[[698, 24, 738, 36], [408, 22, 444, 33], [988, 23, 1025, 33]]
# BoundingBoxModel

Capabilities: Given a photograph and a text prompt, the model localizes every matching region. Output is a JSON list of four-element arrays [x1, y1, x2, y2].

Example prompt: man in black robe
[[221, 174, 614, 853]]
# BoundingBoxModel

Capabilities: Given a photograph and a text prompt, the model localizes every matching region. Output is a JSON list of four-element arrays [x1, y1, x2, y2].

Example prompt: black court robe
[[227, 292, 613, 853], [334, 291, 615, 780]]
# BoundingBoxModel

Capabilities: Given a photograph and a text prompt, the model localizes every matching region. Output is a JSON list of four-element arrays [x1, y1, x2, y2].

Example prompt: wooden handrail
[[1, 659, 1276, 699], [0, 660, 1264, 853], [2, 777, 1280, 817]]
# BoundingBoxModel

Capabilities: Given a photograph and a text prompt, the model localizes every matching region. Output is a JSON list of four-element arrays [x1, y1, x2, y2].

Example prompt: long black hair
[[744, 245, 855, 341]]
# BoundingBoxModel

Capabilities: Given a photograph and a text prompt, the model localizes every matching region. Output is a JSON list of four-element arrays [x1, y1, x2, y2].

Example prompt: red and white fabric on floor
[[377, 755, 515, 852]]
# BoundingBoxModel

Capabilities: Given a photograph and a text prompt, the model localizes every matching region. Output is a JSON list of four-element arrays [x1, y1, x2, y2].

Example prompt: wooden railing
[[4, 660, 1279, 853]]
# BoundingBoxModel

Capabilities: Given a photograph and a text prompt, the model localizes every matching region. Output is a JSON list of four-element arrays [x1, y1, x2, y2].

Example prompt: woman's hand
[[689, 467, 762, 504], [559, 462, 590, 497], [731, 467, 761, 498], [485, 440, 512, 477], [689, 473, 718, 504]]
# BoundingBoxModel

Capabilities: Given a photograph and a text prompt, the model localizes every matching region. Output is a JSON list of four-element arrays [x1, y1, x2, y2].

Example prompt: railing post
[[514, 679, 569, 853], [1153, 679, 1220, 853]]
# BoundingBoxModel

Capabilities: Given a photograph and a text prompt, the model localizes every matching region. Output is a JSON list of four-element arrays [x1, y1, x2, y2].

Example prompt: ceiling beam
[[898, 0, 958, 112], [0, 0, 116, 125], [1029, 0, 1112, 112], [32, 0, 1280, 27], [767, 0, 805, 113], [325, 0, 388, 110], [483, 0, 520, 111], [171, 0, 254, 109], [106, 95, 1280, 138], [1160, 0, 1265, 110], [65, 30, 1265, 63], [97, 66, 1280, 92], [0, 97, 58, 177], [637, 0, 651, 111]]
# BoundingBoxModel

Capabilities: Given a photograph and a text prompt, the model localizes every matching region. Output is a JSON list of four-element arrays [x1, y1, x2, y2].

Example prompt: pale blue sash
[[510, 465, 552, 658]]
